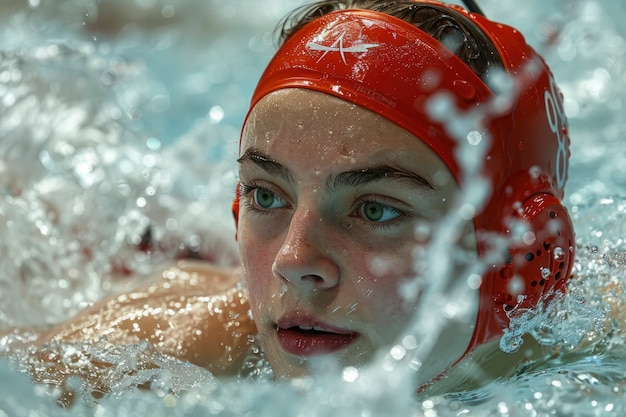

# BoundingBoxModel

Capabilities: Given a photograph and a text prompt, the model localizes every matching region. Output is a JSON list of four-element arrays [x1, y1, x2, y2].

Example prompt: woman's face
[[238, 89, 478, 383]]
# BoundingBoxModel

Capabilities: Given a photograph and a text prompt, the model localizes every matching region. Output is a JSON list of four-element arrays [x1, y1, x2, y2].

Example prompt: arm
[[35, 260, 257, 377]]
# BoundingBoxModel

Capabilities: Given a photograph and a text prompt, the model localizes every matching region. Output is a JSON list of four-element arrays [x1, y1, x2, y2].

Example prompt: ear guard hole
[[492, 193, 575, 320]]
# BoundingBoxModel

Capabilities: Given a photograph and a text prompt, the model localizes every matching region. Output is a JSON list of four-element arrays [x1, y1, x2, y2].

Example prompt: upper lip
[[276, 312, 358, 335]]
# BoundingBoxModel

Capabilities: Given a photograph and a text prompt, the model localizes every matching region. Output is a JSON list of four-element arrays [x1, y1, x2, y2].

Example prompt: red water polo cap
[[238, 2, 573, 355]]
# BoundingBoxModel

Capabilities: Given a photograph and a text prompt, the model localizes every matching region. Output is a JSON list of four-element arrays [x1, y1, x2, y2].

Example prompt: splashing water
[[1, 0, 626, 416]]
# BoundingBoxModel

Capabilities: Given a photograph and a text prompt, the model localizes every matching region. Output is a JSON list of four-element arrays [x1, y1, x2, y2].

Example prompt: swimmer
[[20, 0, 575, 396]]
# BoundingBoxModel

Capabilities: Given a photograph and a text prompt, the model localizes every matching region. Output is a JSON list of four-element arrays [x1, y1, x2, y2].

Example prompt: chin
[[266, 342, 375, 380]]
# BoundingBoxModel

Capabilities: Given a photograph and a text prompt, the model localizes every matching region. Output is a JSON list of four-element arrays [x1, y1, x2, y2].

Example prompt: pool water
[[1, 0, 626, 415]]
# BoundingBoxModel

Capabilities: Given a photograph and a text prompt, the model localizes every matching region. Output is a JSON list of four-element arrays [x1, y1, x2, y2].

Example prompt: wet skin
[[237, 88, 478, 383], [20, 89, 481, 390]]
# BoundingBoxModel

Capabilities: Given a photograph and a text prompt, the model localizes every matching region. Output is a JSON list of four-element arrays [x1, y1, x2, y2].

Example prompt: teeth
[[296, 325, 331, 332]]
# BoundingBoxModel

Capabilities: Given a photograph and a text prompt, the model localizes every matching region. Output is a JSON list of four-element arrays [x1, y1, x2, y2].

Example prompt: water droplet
[[432, 169, 451, 187], [499, 332, 522, 353], [209, 105, 224, 123], [279, 284, 288, 298], [466, 130, 483, 145], [101, 69, 115, 86], [161, 4, 176, 19], [467, 273, 482, 289], [529, 165, 542, 179], [402, 335, 417, 350], [508, 276, 525, 295], [541, 267, 551, 279], [459, 203, 475, 220], [389, 344, 406, 360], [409, 358, 422, 371], [146, 137, 161, 150], [553, 246, 566, 262], [522, 231, 536, 246], [369, 256, 392, 277], [413, 220, 431, 242], [342, 366, 359, 382]]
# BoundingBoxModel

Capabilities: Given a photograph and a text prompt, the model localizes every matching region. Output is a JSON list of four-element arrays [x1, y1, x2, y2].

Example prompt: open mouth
[[276, 325, 358, 356]]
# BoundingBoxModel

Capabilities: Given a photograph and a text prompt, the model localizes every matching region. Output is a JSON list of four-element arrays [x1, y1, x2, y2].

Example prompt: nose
[[272, 207, 340, 290]]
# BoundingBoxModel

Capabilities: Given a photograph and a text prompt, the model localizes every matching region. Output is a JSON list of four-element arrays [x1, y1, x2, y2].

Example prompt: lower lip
[[277, 328, 358, 356]]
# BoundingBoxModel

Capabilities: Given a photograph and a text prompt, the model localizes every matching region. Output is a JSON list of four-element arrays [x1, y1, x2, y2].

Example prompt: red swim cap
[[236, 3, 574, 354]]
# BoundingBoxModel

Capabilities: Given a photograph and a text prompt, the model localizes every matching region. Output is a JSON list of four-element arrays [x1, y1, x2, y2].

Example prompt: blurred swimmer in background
[[19, 0, 575, 396]]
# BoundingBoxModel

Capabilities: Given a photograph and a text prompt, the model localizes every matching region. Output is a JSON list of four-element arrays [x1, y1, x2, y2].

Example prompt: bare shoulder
[[36, 260, 256, 377]]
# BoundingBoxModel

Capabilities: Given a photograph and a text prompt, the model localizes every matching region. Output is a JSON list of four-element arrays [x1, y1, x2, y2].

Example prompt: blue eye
[[359, 201, 402, 222], [252, 188, 287, 210]]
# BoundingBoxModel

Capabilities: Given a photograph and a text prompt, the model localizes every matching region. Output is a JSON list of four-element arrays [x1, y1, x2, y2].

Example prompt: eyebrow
[[237, 147, 435, 192], [328, 166, 435, 193], [237, 148, 294, 184]]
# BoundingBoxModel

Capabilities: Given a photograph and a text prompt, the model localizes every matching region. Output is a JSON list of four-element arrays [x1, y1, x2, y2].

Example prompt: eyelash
[[239, 181, 411, 229], [352, 196, 409, 229], [239, 181, 288, 215]]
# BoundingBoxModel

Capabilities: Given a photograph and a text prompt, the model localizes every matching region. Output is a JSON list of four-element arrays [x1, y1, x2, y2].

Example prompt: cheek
[[365, 252, 415, 280], [238, 226, 277, 301], [353, 248, 419, 316]]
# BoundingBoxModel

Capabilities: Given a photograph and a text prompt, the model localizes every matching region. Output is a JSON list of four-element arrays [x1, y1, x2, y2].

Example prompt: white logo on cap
[[307, 32, 379, 64]]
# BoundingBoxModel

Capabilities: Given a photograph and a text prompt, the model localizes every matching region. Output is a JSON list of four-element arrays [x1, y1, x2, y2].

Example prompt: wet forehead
[[240, 89, 451, 183]]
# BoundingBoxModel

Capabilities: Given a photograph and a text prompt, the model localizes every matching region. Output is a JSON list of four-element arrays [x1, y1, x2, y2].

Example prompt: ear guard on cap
[[471, 192, 575, 347], [498, 194, 574, 311]]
